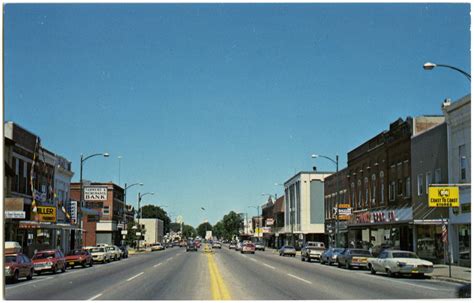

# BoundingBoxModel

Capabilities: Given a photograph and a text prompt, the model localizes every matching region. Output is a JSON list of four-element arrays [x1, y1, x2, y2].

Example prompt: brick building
[[70, 182, 125, 246]]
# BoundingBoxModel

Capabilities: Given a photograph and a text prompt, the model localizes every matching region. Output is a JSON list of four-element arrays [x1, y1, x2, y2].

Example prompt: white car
[[368, 250, 434, 277], [212, 242, 222, 249], [90, 247, 112, 264], [106, 245, 122, 261]]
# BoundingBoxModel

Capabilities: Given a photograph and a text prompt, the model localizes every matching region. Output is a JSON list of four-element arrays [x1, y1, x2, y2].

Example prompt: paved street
[[4, 246, 463, 300]]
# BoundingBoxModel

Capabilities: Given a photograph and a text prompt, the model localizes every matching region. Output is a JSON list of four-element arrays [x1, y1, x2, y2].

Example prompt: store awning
[[18, 221, 81, 230]]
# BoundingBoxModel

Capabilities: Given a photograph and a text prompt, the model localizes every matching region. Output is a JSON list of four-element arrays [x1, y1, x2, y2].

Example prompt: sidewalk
[[128, 247, 152, 255], [268, 248, 470, 284], [427, 264, 471, 284]]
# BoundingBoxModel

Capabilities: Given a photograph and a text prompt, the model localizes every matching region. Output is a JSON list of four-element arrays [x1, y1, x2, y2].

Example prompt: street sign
[[429, 186, 460, 207], [5, 211, 25, 219], [136, 232, 141, 236], [37, 206, 57, 222], [121, 230, 128, 235]]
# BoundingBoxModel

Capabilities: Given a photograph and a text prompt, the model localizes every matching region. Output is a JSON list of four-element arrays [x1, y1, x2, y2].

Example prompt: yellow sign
[[429, 186, 460, 207], [37, 206, 57, 222]]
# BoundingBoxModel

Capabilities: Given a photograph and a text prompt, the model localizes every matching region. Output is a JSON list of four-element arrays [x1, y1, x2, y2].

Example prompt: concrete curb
[[429, 275, 471, 284]]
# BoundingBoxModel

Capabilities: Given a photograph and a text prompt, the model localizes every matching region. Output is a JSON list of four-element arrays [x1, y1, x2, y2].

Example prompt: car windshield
[[392, 252, 419, 259], [284, 246, 295, 249], [32, 252, 54, 259], [67, 250, 82, 256], [91, 248, 105, 252], [334, 249, 345, 253], [5, 256, 17, 263], [350, 249, 371, 256]]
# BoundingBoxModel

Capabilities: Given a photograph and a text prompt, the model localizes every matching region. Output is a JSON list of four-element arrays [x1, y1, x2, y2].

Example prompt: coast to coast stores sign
[[428, 186, 459, 207], [84, 186, 108, 201]]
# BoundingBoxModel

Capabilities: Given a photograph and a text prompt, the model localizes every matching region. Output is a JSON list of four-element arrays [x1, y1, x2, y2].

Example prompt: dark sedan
[[337, 248, 372, 269], [186, 241, 198, 252], [321, 248, 345, 265]]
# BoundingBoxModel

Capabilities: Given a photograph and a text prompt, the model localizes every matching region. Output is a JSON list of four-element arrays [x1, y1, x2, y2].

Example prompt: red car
[[241, 243, 256, 254], [65, 249, 93, 269], [194, 240, 201, 249], [32, 249, 66, 275], [4, 253, 34, 283]]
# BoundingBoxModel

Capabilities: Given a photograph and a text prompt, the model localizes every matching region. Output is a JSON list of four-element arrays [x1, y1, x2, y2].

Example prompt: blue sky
[[4, 3, 470, 227]]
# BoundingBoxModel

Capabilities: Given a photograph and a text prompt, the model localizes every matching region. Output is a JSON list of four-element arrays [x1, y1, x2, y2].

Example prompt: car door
[[376, 251, 387, 271]]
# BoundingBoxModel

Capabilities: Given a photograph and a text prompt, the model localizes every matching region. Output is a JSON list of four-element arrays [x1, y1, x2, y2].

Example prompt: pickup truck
[[301, 242, 326, 262]]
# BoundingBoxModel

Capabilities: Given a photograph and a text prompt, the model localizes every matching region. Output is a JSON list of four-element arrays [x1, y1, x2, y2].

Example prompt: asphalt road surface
[[4, 246, 463, 300]]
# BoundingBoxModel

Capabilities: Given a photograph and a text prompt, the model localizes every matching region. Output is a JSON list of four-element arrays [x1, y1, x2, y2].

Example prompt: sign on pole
[[428, 186, 460, 207]]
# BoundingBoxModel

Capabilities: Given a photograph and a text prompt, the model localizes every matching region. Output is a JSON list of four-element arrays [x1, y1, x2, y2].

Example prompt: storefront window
[[458, 224, 470, 258], [416, 225, 444, 261]]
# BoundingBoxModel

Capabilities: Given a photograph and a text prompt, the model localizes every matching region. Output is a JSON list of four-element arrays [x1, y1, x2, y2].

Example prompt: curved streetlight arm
[[312, 154, 337, 166], [82, 152, 109, 163], [125, 182, 143, 190], [424, 62, 471, 81]]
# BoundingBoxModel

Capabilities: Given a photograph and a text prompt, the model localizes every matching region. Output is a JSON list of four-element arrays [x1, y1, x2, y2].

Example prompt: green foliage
[[181, 224, 197, 238], [212, 221, 225, 239], [196, 222, 213, 238], [140, 204, 171, 233], [222, 211, 243, 240], [169, 222, 182, 233]]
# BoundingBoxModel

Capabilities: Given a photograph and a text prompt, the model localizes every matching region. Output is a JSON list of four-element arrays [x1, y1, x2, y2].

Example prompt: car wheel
[[328, 261, 333, 266], [370, 266, 376, 275], [36, 271, 41, 275], [301, 255, 305, 261], [82, 261, 87, 268], [27, 269, 33, 280], [89, 261, 94, 267], [12, 270, 19, 283], [61, 264, 66, 273], [386, 269, 394, 277], [52, 265, 57, 274], [103, 259, 107, 264], [345, 262, 351, 270]]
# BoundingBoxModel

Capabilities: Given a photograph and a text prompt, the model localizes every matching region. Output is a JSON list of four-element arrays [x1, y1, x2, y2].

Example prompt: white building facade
[[140, 218, 164, 245], [284, 171, 333, 247], [443, 94, 471, 266]]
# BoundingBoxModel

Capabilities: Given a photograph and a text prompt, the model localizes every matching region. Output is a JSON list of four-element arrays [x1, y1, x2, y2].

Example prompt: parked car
[[235, 242, 243, 251], [337, 248, 372, 269], [5, 241, 22, 254], [212, 242, 222, 249], [105, 245, 122, 261], [320, 248, 345, 265], [368, 250, 434, 277], [229, 242, 236, 249], [90, 247, 111, 263], [65, 249, 93, 268], [279, 245, 296, 257], [255, 242, 265, 251], [301, 242, 326, 262], [186, 241, 198, 252], [32, 249, 66, 275], [118, 245, 129, 258], [5, 253, 34, 283], [241, 243, 256, 254], [151, 243, 165, 251]]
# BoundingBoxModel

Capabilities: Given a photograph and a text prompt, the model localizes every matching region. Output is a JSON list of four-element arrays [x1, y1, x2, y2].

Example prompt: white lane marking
[[153, 263, 162, 268], [287, 273, 312, 284], [249, 258, 258, 262], [166, 257, 173, 262], [263, 263, 276, 270], [88, 293, 103, 300], [126, 272, 144, 282]]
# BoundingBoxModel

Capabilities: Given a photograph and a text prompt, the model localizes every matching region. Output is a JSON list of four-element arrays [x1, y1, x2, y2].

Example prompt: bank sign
[[84, 186, 108, 201], [428, 186, 459, 207]]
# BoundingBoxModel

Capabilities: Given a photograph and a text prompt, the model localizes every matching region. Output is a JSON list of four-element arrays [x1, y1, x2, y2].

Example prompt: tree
[[181, 224, 197, 239], [169, 222, 182, 233], [125, 220, 141, 247], [140, 204, 171, 233], [222, 211, 243, 240], [212, 221, 225, 239], [196, 222, 213, 238]]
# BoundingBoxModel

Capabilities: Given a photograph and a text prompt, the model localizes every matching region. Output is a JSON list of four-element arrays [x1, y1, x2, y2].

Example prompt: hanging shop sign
[[37, 206, 56, 222], [334, 204, 352, 220], [428, 186, 459, 207], [84, 186, 108, 201]]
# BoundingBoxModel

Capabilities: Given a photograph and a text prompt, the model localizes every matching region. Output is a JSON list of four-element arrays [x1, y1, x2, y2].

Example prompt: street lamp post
[[137, 192, 154, 251], [79, 152, 109, 247], [312, 154, 339, 247], [423, 62, 471, 82], [122, 182, 143, 245], [200, 207, 207, 239]]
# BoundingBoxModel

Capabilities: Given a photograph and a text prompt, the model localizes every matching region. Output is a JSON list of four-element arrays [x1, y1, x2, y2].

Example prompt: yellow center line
[[207, 253, 232, 300]]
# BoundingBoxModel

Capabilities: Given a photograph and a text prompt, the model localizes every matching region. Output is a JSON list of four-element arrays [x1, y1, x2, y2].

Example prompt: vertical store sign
[[70, 201, 77, 224]]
